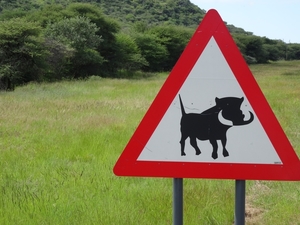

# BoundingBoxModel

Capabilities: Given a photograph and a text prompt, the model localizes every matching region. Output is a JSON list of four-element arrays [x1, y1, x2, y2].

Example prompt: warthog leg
[[190, 137, 201, 155], [210, 139, 218, 159], [180, 134, 187, 156], [221, 137, 229, 157]]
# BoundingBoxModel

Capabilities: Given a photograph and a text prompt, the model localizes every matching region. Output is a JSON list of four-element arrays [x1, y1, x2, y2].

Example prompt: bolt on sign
[[114, 9, 300, 181]]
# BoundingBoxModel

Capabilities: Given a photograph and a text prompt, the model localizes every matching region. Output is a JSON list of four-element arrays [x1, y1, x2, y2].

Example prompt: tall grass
[[0, 61, 300, 224]]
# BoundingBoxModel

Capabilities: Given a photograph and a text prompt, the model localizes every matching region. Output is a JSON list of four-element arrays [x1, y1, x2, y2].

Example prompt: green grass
[[1, 61, 300, 224]]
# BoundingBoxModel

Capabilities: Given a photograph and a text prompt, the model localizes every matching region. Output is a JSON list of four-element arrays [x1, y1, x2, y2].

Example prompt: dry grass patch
[[245, 181, 269, 224]]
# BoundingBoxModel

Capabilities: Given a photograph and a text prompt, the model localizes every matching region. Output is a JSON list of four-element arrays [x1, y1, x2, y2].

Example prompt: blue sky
[[190, 0, 300, 43]]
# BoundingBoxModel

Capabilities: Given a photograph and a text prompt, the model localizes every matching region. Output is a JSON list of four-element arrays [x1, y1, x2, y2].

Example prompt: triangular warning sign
[[113, 9, 300, 180]]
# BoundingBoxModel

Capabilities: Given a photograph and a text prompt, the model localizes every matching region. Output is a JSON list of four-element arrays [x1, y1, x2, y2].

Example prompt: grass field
[[0, 60, 300, 224]]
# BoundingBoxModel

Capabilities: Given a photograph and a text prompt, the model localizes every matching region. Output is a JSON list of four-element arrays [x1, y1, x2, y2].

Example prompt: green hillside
[[98, 0, 206, 26], [0, 0, 205, 27], [0, 0, 250, 33]]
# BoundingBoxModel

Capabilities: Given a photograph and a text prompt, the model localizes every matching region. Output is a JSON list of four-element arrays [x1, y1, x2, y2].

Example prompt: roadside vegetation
[[1, 1, 300, 90], [0, 60, 300, 224]]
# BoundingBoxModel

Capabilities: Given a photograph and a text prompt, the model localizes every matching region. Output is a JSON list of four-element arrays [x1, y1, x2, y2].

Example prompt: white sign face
[[138, 37, 282, 164]]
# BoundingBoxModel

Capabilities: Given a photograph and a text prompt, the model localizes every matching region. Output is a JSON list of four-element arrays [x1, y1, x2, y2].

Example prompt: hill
[[0, 0, 251, 33], [0, 0, 205, 26], [98, 0, 205, 27]]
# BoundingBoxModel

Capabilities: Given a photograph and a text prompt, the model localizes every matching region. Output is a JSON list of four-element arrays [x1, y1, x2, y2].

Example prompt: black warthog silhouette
[[179, 95, 254, 159]]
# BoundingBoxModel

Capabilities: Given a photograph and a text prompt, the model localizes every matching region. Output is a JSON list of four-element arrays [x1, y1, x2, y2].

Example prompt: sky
[[190, 0, 300, 43]]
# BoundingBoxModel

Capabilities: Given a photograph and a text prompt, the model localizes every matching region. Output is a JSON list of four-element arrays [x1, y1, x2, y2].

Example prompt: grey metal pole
[[173, 178, 183, 225], [235, 180, 246, 225]]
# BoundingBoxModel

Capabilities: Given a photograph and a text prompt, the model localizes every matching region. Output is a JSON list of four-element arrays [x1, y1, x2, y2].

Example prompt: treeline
[[233, 34, 300, 64], [0, 3, 196, 90], [0, 2, 300, 90]]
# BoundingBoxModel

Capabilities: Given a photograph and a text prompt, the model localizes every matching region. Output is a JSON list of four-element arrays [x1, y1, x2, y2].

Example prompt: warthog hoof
[[212, 153, 218, 160], [223, 150, 229, 157], [196, 150, 201, 155]]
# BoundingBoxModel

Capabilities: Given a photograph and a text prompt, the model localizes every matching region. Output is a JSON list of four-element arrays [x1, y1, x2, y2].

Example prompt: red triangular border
[[113, 9, 300, 180]]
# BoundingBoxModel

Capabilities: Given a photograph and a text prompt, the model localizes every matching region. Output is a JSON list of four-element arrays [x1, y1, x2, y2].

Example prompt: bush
[[0, 18, 46, 87], [133, 33, 169, 72], [148, 25, 193, 70], [44, 16, 103, 79], [114, 33, 148, 73], [243, 55, 257, 64]]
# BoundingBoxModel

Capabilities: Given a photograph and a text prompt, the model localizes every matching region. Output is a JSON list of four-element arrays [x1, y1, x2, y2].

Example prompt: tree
[[148, 25, 193, 71], [261, 38, 287, 61], [133, 33, 168, 72], [44, 16, 103, 79], [263, 44, 280, 61], [244, 36, 267, 63], [0, 18, 46, 89], [25, 4, 66, 27], [0, 8, 27, 21], [26, 3, 120, 77], [287, 44, 300, 60], [114, 33, 148, 74], [233, 34, 269, 63], [64, 3, 120, 76], [232, 34, 247, 55]]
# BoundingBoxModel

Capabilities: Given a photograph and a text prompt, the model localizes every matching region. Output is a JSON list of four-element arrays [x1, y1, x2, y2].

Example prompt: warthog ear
[[215, 97, 220, 104], [240, 97, 244, 104]]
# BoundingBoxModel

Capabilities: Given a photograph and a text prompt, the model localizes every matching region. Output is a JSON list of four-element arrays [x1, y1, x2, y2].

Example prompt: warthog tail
[[179, 95, 186, 115]]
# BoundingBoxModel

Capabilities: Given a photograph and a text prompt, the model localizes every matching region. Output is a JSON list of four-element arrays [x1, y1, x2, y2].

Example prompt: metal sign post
[[173, 178, 183, 225], [235, 180, 246, 225]]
